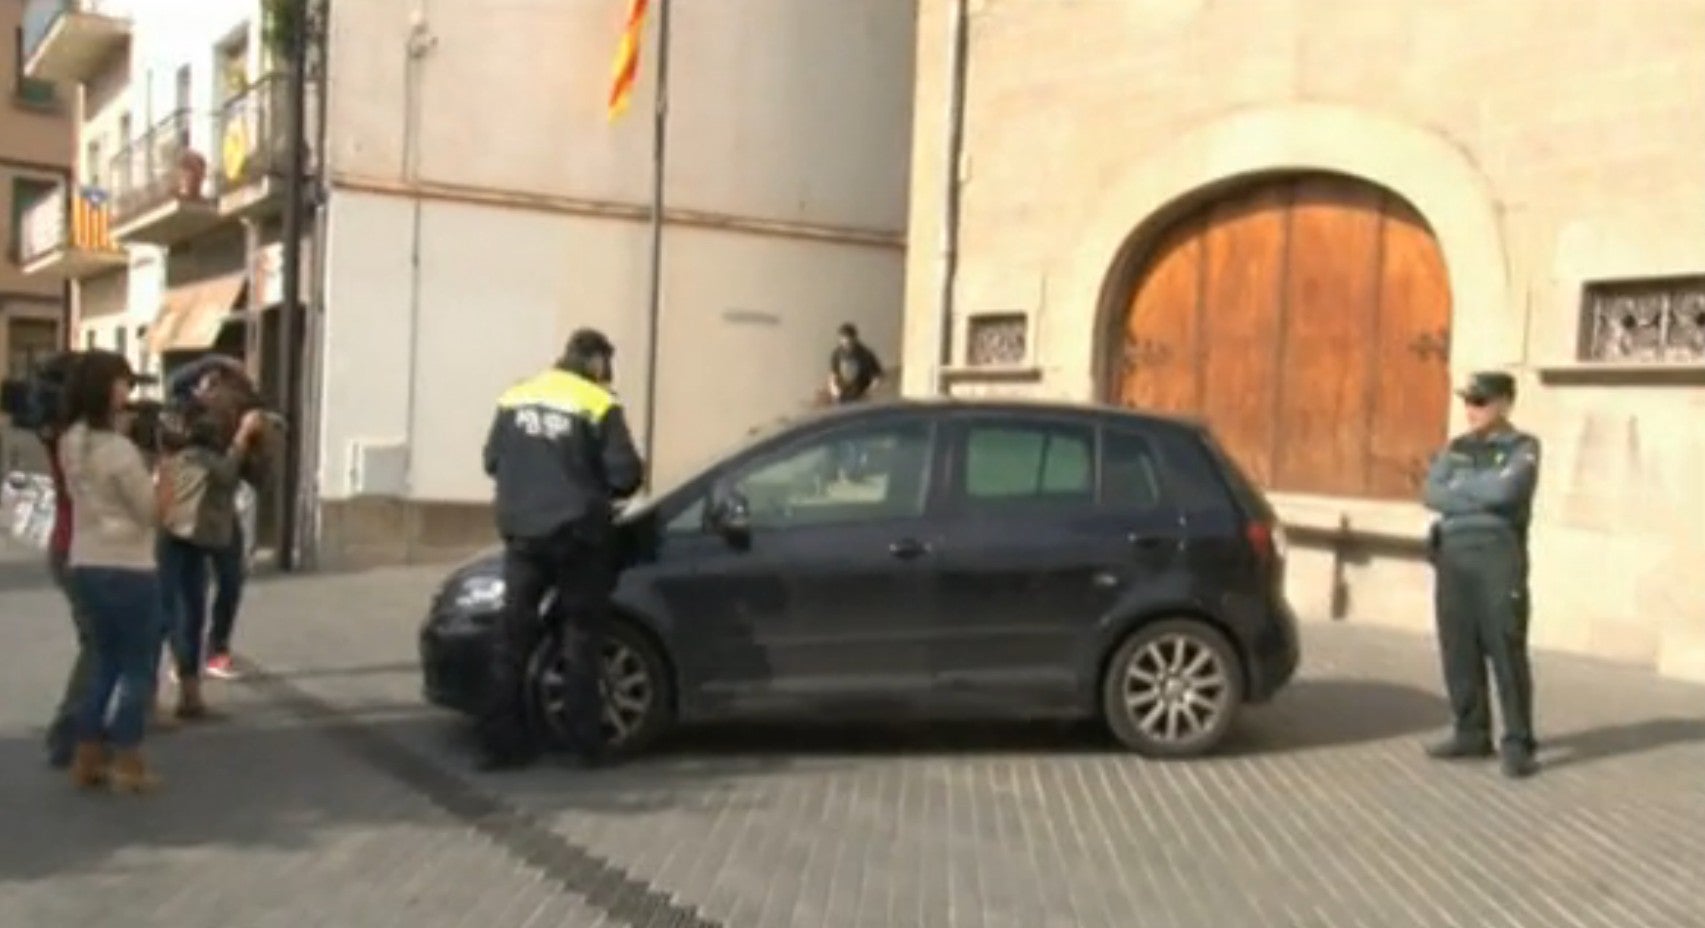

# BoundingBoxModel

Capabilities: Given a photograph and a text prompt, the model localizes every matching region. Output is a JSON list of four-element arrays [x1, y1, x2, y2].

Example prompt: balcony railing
[[18, 184, 125, 276], [110, 108, 211, 231], [21, 0, 130, 82], [215, 73, 292, 196]]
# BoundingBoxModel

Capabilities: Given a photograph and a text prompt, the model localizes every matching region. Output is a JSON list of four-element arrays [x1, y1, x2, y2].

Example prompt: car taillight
[[1245, 520, 1286, 564]]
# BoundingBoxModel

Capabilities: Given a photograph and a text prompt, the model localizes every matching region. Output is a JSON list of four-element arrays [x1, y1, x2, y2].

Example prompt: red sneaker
[[205, 653, 240, 680]]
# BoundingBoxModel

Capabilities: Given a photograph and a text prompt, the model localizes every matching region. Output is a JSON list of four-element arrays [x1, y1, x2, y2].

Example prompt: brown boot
[[175, 676, 208, 721], [108, 749, 160, 794], [68, 742, 108, 790]]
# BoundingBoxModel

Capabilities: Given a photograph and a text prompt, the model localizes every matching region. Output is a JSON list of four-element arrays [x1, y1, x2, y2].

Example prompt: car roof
[[808, 397, 1208, 433]]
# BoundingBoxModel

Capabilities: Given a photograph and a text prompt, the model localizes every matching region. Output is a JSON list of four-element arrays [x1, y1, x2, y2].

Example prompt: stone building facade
[[900, 0, 1705, 681]]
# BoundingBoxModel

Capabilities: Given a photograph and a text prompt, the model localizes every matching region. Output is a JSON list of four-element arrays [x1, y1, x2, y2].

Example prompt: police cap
[[1456, 370, 1516, 403]]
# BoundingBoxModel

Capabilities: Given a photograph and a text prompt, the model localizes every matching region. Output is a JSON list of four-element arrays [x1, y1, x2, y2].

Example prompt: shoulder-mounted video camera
[[0, 350, 75, 433], [3, 350, 171, 454]]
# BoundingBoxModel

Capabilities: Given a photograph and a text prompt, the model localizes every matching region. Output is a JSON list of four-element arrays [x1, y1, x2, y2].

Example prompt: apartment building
[[20, 0, 287, 377], [2, 0, 72, 472], [23, 0, 918, 567], [901, 0, 1705, 681]]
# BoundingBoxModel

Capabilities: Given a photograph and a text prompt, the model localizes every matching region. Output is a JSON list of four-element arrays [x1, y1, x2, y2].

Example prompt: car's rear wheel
[[528, 621, 672, 756], [1102, 618, 1243, 758]]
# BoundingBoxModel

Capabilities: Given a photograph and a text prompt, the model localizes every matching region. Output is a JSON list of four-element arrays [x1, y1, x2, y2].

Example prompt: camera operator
[[155, 400, 265, 718], [27, 353, 95, 769]]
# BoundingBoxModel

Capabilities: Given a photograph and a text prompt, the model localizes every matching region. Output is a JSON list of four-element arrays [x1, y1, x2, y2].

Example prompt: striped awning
[[147, 272, 247, 355]]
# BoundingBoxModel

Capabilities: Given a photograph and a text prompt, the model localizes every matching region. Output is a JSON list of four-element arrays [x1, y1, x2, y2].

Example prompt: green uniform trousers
[[1433, 528, 1535, 751]]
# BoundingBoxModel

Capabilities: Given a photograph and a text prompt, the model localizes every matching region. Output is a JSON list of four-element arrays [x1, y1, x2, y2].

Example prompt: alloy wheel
[[1120, 632, 1231, 746], [534, 637, 655, 747]]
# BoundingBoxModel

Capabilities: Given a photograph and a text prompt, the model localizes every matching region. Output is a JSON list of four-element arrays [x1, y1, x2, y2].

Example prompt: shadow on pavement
[[607, 677, 1448, 760], [651, 718, 1113, 757], [1226, 678, 1448, 755], [259, 661, 424, 682], [1541, 717, 1705, 772], [0, 704, 801, 889]]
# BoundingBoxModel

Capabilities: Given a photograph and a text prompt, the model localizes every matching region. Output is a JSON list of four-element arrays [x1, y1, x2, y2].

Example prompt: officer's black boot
[[1500, 741, 1539, 779], [1425, 734, 1494, 760]]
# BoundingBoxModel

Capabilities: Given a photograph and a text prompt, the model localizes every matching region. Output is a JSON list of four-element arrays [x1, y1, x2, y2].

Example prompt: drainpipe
[[932, 0, 969, 395], [399, 5, 436, 562]]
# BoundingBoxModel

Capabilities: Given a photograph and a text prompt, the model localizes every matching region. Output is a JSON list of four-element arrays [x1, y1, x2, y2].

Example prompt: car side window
[[733, 420, 933, 529], [1100, 427, 1165, 511], [1150, 427, 1238, 515], [958, 421, 1095, 509]]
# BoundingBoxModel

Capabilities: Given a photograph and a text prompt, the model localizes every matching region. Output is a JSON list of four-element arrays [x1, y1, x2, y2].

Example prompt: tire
[[1101, 618, 1244, 758], [526, 620, 674, 757]]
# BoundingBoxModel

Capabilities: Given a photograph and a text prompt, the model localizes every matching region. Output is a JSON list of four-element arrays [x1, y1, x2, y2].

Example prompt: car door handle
[[1127, 533, 1169, 549], [889, 538, 931, 560]]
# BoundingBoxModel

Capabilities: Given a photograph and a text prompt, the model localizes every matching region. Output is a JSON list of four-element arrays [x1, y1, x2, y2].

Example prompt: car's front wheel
[[1102, 618, 1243, 758], [528, 621, 672, 756]]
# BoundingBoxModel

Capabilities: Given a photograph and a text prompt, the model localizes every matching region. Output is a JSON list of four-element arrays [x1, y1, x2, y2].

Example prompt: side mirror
[[707, 488, 752, 542]]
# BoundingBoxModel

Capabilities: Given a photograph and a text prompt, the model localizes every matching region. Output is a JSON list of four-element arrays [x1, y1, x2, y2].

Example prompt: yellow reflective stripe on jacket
[[495, 370, 615, 423]]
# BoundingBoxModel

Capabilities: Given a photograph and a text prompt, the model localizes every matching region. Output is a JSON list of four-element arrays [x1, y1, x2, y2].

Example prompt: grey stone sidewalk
[[1, 558, 1702, 927]]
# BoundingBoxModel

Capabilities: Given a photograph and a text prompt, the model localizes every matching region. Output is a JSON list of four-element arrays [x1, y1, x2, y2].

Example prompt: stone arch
[[1047, 103, 1511, 409]]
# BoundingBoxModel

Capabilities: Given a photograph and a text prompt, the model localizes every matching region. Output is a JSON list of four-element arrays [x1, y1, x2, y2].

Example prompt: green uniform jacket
[[1422, 428, 1542, 541]]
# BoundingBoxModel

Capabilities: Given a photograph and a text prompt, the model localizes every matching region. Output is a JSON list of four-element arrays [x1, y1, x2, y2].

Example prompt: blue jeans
[[157, 534, 214, 677], [69, 567, 165, 749], [46, 550, 95, 761], [208, 524, 245, 656]]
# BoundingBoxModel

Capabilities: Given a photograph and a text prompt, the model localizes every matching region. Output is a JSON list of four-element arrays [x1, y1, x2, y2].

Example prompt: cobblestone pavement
[[2, 548, 1703, 927]]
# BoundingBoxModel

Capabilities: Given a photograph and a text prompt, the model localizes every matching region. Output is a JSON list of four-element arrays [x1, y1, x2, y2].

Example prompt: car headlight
[[450, 575, 506, 612]]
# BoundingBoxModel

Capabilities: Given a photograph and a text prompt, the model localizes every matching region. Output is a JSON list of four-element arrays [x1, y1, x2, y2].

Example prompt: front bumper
[[419, 612, 498, 715]]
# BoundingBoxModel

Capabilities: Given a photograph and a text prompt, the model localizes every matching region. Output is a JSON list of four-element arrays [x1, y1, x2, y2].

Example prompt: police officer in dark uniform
[[1421, 371, 1542, 779], [478, 329, 644, 770]]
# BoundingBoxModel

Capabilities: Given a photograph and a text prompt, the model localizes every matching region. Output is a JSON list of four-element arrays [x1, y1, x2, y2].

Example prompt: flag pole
[[639, 0, 670, 483]]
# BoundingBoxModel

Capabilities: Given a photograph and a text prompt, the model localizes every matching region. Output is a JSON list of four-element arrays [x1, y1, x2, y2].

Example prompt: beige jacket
[[58, 423, 157, 570]]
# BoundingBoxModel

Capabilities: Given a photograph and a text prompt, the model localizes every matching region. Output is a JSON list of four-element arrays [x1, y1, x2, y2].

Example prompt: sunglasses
[[1461, 395, 1492, 408]]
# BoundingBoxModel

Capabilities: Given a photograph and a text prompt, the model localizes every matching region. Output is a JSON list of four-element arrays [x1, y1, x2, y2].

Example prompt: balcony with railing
[[214, 73, 300, 217], [19, 183, 128, 278], [109, 108, 219, 245], [21, 0, 131, 83]]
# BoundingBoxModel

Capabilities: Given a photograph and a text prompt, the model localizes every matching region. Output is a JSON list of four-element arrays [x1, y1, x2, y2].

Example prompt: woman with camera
[[57, 350, 170, 793], [165, 354, 266, 680], [157, 402, 263, 718]]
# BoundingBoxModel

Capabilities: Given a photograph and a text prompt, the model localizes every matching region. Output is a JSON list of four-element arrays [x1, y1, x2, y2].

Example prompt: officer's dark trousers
[[1433, 528, 1535, 751], [477, 519, 614, 765]]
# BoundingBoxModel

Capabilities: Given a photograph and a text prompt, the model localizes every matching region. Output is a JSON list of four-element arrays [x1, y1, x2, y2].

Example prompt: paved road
[[1, 548, 1702, 927]]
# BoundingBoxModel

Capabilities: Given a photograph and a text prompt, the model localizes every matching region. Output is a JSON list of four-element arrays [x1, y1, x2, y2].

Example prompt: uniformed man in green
[[1421, 371, 1542, 779]]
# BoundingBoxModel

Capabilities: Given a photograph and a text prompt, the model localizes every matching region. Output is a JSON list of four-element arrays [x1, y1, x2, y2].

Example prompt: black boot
[[1500, 742, 1539, 779], [1424, 734, 1493, 760]]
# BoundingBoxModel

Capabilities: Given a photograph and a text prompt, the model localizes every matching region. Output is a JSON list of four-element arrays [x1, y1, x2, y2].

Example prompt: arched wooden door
[[1116, 174, 1451, 500]]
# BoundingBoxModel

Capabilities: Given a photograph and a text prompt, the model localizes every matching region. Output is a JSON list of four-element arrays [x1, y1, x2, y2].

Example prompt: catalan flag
[[606, 0, 648, 120], [74, 186, 116, 251]]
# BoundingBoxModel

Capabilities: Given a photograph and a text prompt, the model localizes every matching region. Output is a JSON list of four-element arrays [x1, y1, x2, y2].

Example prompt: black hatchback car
[[420, 399, 1299, 758]]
